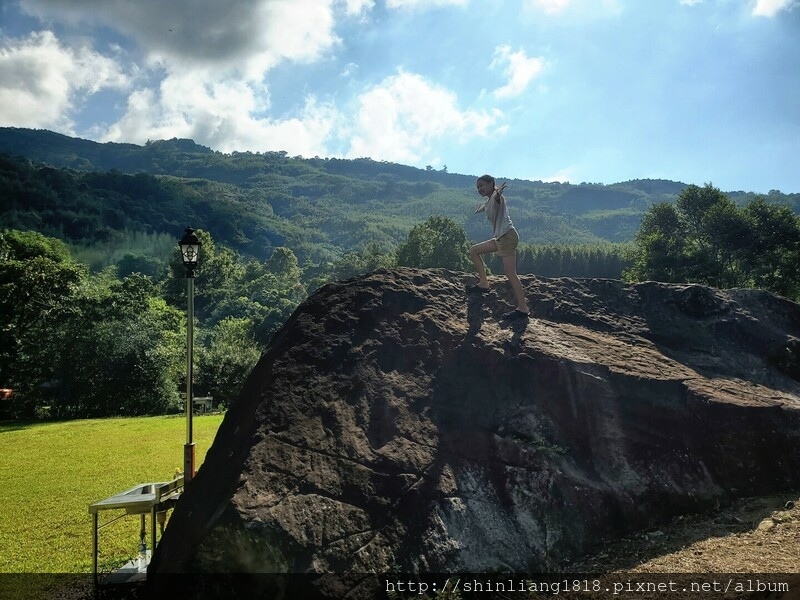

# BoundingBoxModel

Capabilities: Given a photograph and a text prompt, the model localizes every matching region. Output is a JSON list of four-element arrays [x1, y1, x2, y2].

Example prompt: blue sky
[[1, 0, 798, 193]]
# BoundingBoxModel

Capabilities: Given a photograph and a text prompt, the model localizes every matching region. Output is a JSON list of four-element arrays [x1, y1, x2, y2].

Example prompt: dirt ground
[[569, 492, 799, 573], [561, 491, 800, 599]]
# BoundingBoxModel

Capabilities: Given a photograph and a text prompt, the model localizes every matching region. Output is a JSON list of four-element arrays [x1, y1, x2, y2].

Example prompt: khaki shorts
[[495, 227, 519, 257]]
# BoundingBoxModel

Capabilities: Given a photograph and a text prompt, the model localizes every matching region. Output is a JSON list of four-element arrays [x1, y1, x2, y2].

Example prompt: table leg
[[92, 513, 98, 586]]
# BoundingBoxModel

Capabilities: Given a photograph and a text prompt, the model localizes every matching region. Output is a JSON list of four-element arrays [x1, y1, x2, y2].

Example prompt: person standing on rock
[[467, 174, 530, 320]]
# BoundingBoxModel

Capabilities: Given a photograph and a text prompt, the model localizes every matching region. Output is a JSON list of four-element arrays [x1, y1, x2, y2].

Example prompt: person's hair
[[477, 174, 496, 188]]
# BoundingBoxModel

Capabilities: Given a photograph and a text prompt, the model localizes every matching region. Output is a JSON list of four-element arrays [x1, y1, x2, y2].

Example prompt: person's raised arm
[[493, 182, 507, 203]]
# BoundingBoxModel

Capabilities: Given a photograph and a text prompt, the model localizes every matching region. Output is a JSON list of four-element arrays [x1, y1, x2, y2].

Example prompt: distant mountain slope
[[0, 127, 679, 199], [1, 128, 796, 261]]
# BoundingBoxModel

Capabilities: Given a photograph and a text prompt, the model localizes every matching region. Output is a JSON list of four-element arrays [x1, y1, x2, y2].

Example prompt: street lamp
[[179, 227, 201, 482]]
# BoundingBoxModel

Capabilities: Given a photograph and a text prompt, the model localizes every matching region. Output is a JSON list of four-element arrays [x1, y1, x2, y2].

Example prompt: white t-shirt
[[477, 190, 514, 239]]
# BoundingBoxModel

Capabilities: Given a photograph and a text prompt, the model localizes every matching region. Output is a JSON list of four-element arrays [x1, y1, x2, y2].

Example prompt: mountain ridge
[[1, 127, 798, 264], [0, 126, 760, 198]]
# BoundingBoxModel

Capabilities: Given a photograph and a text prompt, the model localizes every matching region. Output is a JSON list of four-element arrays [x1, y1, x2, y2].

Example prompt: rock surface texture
[[148, 268, 800, 597]]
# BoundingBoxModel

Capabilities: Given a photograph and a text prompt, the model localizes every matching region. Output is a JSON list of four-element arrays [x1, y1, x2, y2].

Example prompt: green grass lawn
[[0, 414, 224, 574]]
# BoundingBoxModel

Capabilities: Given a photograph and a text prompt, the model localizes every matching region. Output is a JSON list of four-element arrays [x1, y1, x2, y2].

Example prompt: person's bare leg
[[503, 254, 529, 313], [469, 240, 498, 288]]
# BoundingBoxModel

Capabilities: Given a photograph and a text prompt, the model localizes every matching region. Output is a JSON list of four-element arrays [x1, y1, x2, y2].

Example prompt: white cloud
[[526, 0, 572, 14], [8, 0, 493, 166], [386, 0, 467, 8], [103, 70, 503, 166], [19, 0, 344, 80], [14, 0, 373, 156], [339, 0, 374, 15], [490, 45, 545, 99], [751, 0, 796, 16], [679, 0, 797, 15], [541, 167, 575, 183], [345, 72, 503, 165], [0, 31, 129, 131], [101, 73, 338, 158], [524, 0, 622, 17], [340, 62, 359, 78]]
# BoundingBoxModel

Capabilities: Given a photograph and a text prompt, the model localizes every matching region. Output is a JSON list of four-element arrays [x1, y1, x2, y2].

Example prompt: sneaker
[[502, 309, 530, 320]]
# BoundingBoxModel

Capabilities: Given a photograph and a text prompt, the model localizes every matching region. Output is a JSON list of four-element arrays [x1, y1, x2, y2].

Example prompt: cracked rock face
[[149, 269, 800, 597]]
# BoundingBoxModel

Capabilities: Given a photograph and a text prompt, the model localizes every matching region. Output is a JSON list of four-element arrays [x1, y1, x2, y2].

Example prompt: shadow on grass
[[0, 420, 41, 433]]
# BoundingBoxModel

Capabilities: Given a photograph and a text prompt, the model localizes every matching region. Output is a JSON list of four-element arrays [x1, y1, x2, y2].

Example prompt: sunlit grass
[[0, 414, 223, 574]]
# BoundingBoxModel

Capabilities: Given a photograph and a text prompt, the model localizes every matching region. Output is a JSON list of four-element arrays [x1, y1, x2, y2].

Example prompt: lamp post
[[178, 227, 201, 482]]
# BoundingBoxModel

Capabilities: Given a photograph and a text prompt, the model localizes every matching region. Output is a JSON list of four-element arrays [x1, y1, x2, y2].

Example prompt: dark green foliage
[[486, 242, 632, 279], [738, 199, 800, 298], [302, 242, 397, 293], [49, 282, 184, 418], [164, 230, 307, 345], [0, 226, 308, 420], [117, 253, 168, 280], [0, 230, 87, 417], [0, 153, 305, 262], [0, 232, 186, 419], [625, 184, 800, 300], [196, 318, 261, 409], [396, 216, 472, 271]]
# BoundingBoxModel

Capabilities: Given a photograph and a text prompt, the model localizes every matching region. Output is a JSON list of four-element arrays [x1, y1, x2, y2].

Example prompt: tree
[[625, 202, 690, 283], [264, 246, 301, 288], [395, 216, 472, 271], [117, 253, 167, 280], [46, 273, 184, 417], [739, 199, 800, 298], [0, 230, 87, 416], [196, 317, 261, 408], [314, 242, 396, 286], [674, 184, 744, 286], [624, 184, 800, 301]]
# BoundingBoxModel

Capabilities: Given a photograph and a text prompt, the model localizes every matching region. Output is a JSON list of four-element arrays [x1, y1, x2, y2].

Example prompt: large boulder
[[148, 269, 800, 598]]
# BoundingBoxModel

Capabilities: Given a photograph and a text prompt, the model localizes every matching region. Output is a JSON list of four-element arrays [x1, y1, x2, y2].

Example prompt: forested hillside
[[7, 127, 795, 263]]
